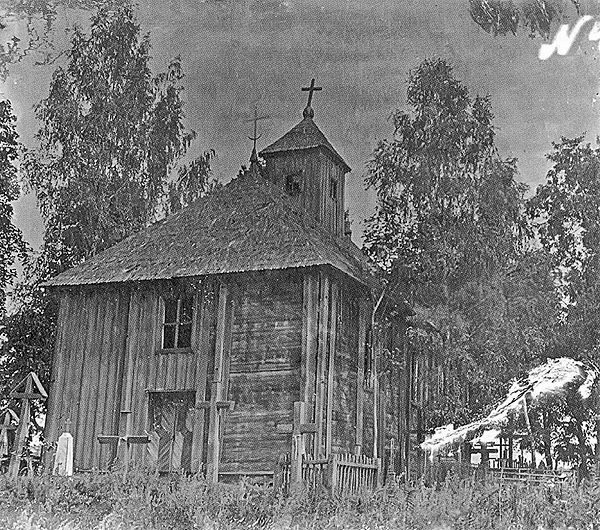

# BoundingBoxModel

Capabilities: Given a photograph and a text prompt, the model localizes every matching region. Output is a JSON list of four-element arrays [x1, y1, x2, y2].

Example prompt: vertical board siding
[[191, 281, 217, 473], [43, 294, 70, 468], [220, 272, 302, 473], [45, 288, 130, 471], [264, 148, 347, 236]]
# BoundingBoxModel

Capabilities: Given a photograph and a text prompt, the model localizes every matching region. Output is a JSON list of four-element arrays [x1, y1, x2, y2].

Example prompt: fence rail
[[487, 467, 574, 486], [276, 453, 382, 496]]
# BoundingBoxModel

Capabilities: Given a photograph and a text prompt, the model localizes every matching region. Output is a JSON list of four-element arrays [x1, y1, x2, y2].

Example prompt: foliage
[[1, 470, 600, 529], [0, 265, 57, 416], [167, 149, 220, 214], [524, 136, 600, 475], [365, 58, 543, 427], [469, 0, 581, 38], [0, 98, 27, 315], [528, 136, 600, 360], [0, 1, 120, 81], [3, 3, 213, 406], [23, 3, 210, 273]]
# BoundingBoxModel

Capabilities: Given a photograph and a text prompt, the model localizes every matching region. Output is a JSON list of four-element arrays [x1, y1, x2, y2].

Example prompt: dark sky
[[3, 0, 600, 249]]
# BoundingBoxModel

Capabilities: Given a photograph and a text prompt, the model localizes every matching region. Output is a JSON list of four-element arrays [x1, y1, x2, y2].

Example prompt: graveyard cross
[[196, 399, 234, 482], [290, 401, 317, 488], [0, 409, 19, 459], [386, 437, 397, 477], [301, 78, 322, 108], [8, 372, 47, 478], [97, 410, 149, 481]]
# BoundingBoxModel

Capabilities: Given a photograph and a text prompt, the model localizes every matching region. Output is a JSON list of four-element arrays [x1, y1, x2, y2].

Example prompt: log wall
[[220, 273, 303, 473]]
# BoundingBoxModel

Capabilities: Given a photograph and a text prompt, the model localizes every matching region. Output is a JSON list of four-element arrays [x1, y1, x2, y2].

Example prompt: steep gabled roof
[[45, 168, 377, 288], [260, 116, 351, 172]]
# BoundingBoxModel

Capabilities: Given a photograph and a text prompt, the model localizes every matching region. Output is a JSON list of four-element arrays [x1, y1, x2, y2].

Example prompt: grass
[[0, 470, 599, 529]]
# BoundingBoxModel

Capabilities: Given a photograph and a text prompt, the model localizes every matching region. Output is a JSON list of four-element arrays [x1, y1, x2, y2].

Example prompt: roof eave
[[260, 145, 351, 173]]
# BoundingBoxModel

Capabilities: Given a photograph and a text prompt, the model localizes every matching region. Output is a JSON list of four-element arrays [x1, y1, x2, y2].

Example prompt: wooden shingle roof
[[260, 116, 351, 172], [46, 167, 377, 288]]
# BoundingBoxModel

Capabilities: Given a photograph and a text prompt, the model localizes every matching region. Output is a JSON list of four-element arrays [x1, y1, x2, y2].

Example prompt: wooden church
[[44, 81, 414, 481]]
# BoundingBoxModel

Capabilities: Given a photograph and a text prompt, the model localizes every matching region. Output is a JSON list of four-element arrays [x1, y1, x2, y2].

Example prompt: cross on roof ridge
[[301, 78, 322, 119], [244, 106, 270, 162]]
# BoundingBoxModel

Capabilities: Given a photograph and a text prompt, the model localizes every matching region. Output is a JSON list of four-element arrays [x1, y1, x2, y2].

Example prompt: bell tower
[[259, 79, 351, 237]]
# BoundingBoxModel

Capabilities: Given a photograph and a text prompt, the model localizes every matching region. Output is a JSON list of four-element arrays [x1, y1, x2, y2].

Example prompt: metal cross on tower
[[245, 107, 270, 161], [301, 78, 322, 108]]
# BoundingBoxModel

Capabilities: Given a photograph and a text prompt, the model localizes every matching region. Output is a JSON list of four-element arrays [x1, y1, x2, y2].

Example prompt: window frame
[[158, 295, 194, 354]]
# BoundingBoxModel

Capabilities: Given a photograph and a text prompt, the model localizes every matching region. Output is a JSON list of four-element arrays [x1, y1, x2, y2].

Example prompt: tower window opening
[[330, 178, 338, 201], [285, 174, 301, 196]]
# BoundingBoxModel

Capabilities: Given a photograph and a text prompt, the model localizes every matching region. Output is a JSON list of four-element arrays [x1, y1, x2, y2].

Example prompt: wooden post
[[301, 274, 319, 411], [327, 453, 338, 493], [355, 297, 367, 454], [373, 329, 379, 460], [206, 282, 234, 483], [314, 274, 330, 457], [291, 402, 306, 490], [325, 282, 338, 457], [191, 282, 210, 474], [403, 341, 412, 480]]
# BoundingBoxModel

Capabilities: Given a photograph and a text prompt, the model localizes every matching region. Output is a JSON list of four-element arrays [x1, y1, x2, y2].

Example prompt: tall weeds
[[0, 471, 598, 529]]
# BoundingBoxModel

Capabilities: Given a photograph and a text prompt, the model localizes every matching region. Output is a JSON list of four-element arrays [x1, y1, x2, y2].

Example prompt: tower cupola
[[259, 79, 351, 236]]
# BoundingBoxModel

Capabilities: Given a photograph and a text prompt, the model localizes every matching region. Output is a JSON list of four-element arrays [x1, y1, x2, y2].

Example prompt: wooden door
[[148, 391, 195, 473]]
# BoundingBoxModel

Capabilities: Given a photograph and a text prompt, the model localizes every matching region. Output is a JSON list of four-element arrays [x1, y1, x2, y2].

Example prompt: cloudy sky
[[3, 0, 600, 248]]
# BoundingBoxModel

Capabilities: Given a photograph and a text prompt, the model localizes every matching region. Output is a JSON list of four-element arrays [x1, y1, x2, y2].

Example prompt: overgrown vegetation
[[0, 470, 599, 530]]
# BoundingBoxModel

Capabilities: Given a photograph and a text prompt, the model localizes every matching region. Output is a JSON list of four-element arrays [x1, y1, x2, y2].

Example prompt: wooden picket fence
[[275, 452, 382, 496], [487, 466, 575, 486], [331, 453, 381, 496]]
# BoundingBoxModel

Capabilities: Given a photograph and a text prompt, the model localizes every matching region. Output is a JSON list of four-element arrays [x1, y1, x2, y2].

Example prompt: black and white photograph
[[1, 1, 600, 528]]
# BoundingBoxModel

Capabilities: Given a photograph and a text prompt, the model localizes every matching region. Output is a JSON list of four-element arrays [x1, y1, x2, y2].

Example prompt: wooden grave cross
[[0, 409, 19, 461], [386, 437, 397, 478], [8, 372, 47, 478], [196, 398, 235, 481], [290, 401, 317, 489], [98, 411, 149, 481]]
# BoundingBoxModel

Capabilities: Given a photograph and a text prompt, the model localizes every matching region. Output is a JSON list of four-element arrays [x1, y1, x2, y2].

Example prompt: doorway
[[148, 391, 195, 473]]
